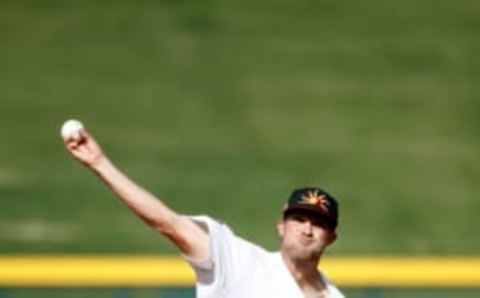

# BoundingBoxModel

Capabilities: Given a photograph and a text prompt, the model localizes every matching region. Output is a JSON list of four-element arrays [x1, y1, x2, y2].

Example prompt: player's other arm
[[63, 128, 208, 260]]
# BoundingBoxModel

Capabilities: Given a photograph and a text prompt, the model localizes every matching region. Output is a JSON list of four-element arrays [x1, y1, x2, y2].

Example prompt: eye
[[311, 219, 329, 229]]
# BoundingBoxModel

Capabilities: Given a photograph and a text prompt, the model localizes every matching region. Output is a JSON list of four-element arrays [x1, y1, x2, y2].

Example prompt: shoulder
[[188, 215, 266, 250], [188, 215, 229, 234]]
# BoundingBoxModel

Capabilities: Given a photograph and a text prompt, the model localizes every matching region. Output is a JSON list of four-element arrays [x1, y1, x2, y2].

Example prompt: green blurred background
[[1, 0, 479, 255], [0, 0, 479, 296]]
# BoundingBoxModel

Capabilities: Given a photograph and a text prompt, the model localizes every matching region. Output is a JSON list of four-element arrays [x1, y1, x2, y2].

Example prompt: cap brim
[[283, 204, 328, 217], [283, 205, 335, 229]]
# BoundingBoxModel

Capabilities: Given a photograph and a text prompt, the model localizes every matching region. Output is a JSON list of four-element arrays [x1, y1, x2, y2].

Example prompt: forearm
[[90, 156, 178, 233]]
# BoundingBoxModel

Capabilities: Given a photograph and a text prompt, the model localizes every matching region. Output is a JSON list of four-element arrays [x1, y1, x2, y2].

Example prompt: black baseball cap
[[283, 187, 339, 230]]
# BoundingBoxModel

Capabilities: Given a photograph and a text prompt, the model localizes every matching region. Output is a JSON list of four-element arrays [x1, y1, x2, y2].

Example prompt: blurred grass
[[0, 0, 479, 256]]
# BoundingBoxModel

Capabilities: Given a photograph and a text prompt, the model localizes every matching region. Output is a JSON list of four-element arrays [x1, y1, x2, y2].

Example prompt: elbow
[[147, 213, 179, 236]]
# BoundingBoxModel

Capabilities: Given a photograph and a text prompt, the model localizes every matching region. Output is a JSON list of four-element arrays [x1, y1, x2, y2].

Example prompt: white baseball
[[61, 119, 84, 140]]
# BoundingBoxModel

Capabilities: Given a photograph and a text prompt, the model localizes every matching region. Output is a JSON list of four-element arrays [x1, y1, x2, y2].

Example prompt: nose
[[301, 220, 313, 235]]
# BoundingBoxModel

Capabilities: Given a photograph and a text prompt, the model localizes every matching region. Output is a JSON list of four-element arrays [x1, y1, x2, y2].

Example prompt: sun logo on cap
[[300, 190, 329, 213]]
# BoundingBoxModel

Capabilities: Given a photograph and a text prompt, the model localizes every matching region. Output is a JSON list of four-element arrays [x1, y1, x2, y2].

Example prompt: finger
[[80, 129, 90, 138], [65, 138, 80, 149]]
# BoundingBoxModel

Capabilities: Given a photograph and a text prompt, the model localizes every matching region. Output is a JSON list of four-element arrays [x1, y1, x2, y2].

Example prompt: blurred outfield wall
[[0, 256, 480, 297]]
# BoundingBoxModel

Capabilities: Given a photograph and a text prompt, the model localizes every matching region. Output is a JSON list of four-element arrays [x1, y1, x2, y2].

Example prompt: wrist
[[90, 155, 110, 174]]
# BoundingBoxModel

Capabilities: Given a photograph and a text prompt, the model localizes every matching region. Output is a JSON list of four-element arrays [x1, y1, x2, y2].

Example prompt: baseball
[[61, 119, 84, 140]]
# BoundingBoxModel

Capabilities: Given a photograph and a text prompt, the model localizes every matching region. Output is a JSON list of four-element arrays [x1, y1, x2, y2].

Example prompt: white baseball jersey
[[183, 216, 345, 298]]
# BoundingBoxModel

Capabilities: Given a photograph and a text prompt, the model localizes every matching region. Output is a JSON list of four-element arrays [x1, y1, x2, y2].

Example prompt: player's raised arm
[[61, 120, 208, 260]]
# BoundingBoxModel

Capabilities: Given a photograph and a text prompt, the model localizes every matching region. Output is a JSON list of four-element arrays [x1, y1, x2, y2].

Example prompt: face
[[277, 211, 337, 262]]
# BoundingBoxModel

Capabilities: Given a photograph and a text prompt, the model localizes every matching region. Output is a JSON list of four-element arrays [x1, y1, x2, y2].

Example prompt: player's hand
[[64, 130, 106, 169]]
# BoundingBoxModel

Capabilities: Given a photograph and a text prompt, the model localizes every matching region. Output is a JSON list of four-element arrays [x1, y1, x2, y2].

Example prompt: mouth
[[298, 236, 314, 246]]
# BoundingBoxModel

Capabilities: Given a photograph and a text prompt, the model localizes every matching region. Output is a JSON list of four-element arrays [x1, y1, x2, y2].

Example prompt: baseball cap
[[283, 187, 339, 230]]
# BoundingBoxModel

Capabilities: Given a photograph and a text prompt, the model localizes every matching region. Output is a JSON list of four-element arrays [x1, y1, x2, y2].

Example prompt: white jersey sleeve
[[182, 215, 253, 297]]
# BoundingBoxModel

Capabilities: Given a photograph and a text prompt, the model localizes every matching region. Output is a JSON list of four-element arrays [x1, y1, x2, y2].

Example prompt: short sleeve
[[182, 215, 242, 295]]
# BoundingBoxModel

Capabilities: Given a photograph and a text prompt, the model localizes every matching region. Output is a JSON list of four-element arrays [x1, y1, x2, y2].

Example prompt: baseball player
[[63, 129, 344, 298]]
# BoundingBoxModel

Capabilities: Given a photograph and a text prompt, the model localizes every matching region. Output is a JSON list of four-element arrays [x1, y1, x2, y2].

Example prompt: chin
[[290, 247, 320, 262]]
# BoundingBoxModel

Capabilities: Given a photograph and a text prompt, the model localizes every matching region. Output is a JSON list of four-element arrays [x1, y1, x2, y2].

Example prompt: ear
[[327, 231, 337, 245], [276, 218, 285, 238]]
